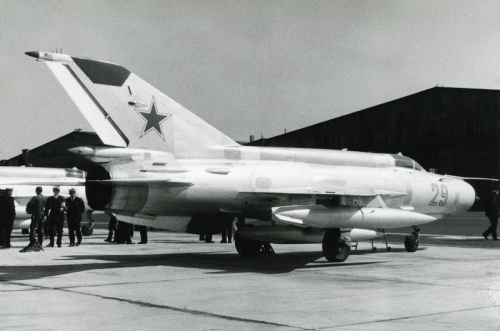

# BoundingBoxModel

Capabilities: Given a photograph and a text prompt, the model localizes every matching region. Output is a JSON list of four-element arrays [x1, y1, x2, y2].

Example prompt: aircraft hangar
[[247, 86, 500, 200], [0, 130, 105, 171]]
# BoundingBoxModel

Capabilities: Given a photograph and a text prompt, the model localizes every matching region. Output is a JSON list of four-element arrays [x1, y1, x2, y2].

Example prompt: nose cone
[[457, 180, 476, 212], [25, 51, 41, 58]]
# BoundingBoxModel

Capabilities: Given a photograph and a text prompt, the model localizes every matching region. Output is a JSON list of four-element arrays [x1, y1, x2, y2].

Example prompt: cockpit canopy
[[391, 154, 425, 171]]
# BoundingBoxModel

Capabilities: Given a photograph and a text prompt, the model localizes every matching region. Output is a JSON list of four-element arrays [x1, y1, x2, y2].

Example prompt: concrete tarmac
[[1, 214, 500, 330]]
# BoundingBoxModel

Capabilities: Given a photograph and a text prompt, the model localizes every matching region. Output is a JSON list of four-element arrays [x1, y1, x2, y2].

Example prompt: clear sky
[[1, 0, 500, 159]]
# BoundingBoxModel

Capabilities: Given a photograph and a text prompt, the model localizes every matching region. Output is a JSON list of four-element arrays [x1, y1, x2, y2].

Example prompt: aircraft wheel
[[234, 233, 261, 257], [81, 223, 94, 236], [404, 234, 419, 252], [21, 229, 29, 235], [322, 229, 350, 262]]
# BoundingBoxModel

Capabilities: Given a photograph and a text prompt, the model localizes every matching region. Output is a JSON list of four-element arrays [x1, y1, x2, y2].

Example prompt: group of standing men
[[199, 218, 235, 244], [104, 214, 148, 245], [19, 186, 86, 252]]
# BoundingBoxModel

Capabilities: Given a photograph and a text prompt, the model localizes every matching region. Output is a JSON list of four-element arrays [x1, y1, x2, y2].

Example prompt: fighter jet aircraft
[[0, 166, 86, 231], [25, 51, 476, 262]]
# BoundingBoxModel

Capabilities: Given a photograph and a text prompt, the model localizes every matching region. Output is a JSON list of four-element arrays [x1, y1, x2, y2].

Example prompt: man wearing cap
[[0, 188, 16, 248], [44, 187, 66, 247], [0, 190, 5, 246], [65, 188, 85, 247], [483, 190, 499, 241], [23, 187, 47, 251]]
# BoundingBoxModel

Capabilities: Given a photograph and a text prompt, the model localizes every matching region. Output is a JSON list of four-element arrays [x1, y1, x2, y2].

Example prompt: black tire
[[82, 223, 94, 236], [322, 229, 350, 262], [404, 234, 418, 252], [234, 233, 261, 257]]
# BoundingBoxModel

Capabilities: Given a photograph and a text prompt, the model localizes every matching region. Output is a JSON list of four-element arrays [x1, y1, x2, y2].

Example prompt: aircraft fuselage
[[87, 147, 475, 228]]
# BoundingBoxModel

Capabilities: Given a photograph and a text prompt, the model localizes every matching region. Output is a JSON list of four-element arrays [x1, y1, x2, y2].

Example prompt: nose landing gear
[[404, 226, 420, 252]]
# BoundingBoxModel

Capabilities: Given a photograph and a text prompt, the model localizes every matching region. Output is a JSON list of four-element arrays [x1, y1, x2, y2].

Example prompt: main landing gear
[[404, 226, 420, 252], [322, 229, 351, 262], [234, 233, 275, 257]]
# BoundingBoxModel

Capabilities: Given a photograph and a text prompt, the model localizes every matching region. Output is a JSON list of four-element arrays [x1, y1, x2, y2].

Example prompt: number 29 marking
[[430, 183, 448, 206]]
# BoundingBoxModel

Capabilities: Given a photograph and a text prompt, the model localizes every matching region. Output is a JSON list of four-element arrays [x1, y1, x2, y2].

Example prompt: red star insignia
[[137, 96, 171, 140]]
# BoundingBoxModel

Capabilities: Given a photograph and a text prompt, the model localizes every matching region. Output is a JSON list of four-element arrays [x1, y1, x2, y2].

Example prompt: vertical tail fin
[[26, 51, 238, 158]]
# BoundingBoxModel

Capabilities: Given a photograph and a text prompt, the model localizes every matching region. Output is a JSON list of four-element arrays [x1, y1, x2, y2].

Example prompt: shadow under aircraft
[[0, 249, 396, 282]]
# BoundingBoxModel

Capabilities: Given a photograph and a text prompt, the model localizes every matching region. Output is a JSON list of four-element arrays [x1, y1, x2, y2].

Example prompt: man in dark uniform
[[104, 214, 117, 242], [136, 225, 148, 244], [44, 187, 66, 247], [220, 218, 234, 243], [0, 190, 5, 247], [0, 188, 16, 248], [21, 187, 47, 252], [204, 233, 214, 243], [115, 220, 134, 244], [483, 190, 499, 241], [65, 188, 85, 247]]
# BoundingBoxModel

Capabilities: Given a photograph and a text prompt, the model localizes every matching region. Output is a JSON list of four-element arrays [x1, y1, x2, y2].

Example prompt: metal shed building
[[1, 131, 105, 171], [248, 87, 500, 198]]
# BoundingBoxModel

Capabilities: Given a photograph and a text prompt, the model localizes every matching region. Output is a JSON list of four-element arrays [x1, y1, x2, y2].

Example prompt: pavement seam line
[[4, 280, 310, 331], [317, 304, 500, 329], [64, 288, 311, 330], [310, 271, 497, 292]]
